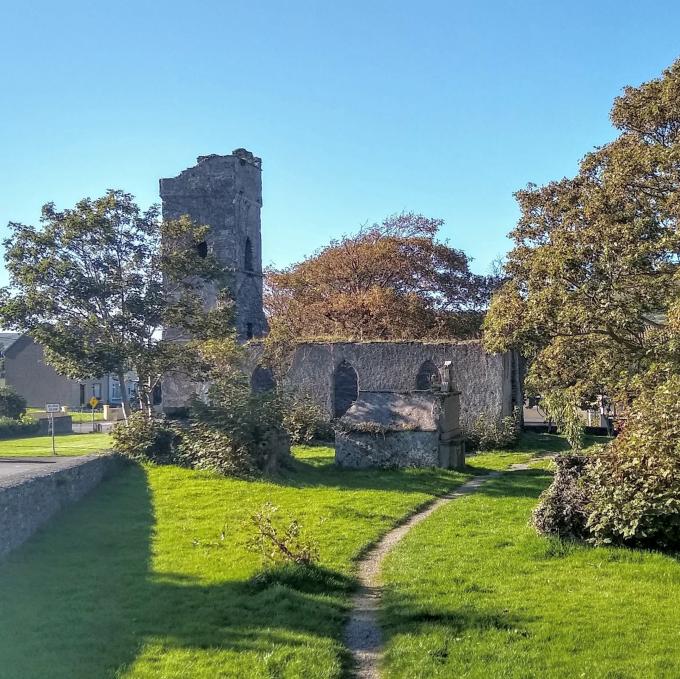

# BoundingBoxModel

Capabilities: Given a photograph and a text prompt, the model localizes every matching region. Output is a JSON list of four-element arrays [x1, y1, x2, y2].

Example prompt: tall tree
[[265, 213, 489, 342], [484, 60, 680, 403], [0, 190, 234, 417]]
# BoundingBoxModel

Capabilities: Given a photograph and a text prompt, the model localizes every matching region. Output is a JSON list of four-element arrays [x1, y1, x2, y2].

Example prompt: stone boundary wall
[[0, 453, 125, 559]]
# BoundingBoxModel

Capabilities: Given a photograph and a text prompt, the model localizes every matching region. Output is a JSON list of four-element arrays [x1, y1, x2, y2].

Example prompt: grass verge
[[0, 432, 111, 456]]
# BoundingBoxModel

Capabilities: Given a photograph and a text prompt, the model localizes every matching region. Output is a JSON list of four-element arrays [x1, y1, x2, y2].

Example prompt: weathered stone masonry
[[160, 150, 520, 423], [160, 149, 268, 341], [280, 340, 514, 428]]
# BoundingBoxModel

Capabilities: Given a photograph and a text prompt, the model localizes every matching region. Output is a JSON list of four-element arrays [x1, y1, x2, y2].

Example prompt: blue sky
[[1, 1, 679, 282]]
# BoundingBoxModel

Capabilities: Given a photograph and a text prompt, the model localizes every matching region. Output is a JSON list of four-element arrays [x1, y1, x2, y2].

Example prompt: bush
[[0, 387, 27, 420], [179, 377, 291, 476], [532, 453, 592, 540], [282, 394, 334, 445], [245, 502, 319, 567], [584, 377, 680, 549], [0, 416, 39, 439], [533, 378, 680, 551], [111, 412, 179, 463], [464, 407, 521, 451]]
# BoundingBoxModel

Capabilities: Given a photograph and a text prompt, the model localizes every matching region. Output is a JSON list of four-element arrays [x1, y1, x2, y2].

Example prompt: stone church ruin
[[160, 149, 522, 466]]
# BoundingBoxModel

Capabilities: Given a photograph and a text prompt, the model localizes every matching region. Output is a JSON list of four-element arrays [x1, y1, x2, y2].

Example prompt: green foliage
[[0, 190, 234, 414], [0, 386, 27, 420], [464, 407, 521, 451], [180, 376, 291, 476], [111, 412, 178, 464], [584, 376, 680, 549], [540, 390, 585, 451], [532, 453, 591, 540], [534, 377, 680, 550], [0, 416, 39, 439], [245, 502, 320, 567], [282, 393, 333, 444], [484, 60, 680, 402]]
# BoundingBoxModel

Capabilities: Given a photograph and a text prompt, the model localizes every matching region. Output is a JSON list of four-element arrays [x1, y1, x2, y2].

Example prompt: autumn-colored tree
[[484, 60, 680, 404], [265, 213, 489, 342]]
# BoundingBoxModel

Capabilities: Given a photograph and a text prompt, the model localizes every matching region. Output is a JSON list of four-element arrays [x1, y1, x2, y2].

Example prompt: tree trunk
[[117, 369, 131, 422]]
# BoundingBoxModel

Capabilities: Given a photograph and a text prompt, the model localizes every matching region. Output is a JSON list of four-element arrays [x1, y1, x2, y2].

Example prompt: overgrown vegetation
[[281, 393, 334, 444], [0, 386, 27, 420], [535, 377, 680, 549], [111, 412, 178, 464], [245, 502, 320, 567], [463, 407, 521, 451]]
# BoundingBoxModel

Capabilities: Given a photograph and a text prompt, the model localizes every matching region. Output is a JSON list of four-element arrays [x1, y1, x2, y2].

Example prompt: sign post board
[[45, 403, 60, 456], [89, 396, 99, 428]]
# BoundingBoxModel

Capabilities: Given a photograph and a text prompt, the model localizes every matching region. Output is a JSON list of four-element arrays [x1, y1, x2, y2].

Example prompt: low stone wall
[[0, 453, 125, 559]]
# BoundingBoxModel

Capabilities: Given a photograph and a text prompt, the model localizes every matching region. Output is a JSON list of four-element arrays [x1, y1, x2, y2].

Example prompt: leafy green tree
[[484, 60, 680, 403], [0, 190, 235, 417]]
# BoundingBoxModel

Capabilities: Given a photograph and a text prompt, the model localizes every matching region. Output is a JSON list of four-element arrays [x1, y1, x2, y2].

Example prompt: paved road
[[0, 457, 75, 483]]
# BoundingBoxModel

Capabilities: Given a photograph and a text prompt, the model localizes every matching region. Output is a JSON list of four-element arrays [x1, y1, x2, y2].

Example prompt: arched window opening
[[416, 360, 441, 391], [251, 366, 276, 394], [334, 360, 358, 417], [244, 237, 254, 272], [196, 241, 208, 259]]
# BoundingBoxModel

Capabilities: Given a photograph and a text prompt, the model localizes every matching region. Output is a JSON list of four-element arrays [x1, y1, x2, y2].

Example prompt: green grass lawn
[[0, 444, 478, 679], [27, 407, 105, 423], [0, 431, 111, 457], [381, 440, 680, 678]]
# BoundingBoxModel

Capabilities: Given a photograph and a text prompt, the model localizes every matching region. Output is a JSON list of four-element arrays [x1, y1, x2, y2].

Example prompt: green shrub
[[245, 502, 319, 567], [111, 412, 179, 463], [0, 416, 39, 439], [584, 377, 680, 549], [464, 407, 521, 451], [282, 394, 333, 445], [532, 453, 591, 540], [0, 387, 27, 420], [533, 377, 680, 551], [180, 377, 291, 476]]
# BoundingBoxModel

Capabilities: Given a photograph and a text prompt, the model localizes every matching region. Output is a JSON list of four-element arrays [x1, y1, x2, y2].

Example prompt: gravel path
[[344, 464, 530, 678]]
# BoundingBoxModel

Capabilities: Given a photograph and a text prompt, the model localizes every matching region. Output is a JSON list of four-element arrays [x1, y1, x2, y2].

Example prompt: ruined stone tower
[[159, 149, 268, 340]]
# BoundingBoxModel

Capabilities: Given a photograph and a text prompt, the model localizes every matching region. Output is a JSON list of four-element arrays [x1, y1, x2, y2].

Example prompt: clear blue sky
[[1, 1, 679, 283]]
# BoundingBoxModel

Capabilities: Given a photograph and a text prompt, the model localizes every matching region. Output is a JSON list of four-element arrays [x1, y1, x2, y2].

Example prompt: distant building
[[3, 334, 136, 408]]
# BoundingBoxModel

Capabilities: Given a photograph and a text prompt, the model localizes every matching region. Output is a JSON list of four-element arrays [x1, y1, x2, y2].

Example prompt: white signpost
[[46, 403, 60, 456]]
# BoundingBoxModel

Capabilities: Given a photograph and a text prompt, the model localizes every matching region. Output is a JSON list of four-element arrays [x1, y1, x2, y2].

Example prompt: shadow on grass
[[273, 453, 472, 496], [381, 589, 537, 658], [0, 465, 354, 679]]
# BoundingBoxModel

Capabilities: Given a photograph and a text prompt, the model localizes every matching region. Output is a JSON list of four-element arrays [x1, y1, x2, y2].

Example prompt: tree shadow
[[380, 588, 538, 662], [0, 465, 354, 679], [273, 453, 473, 495], [467, 469, 552, 499]]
